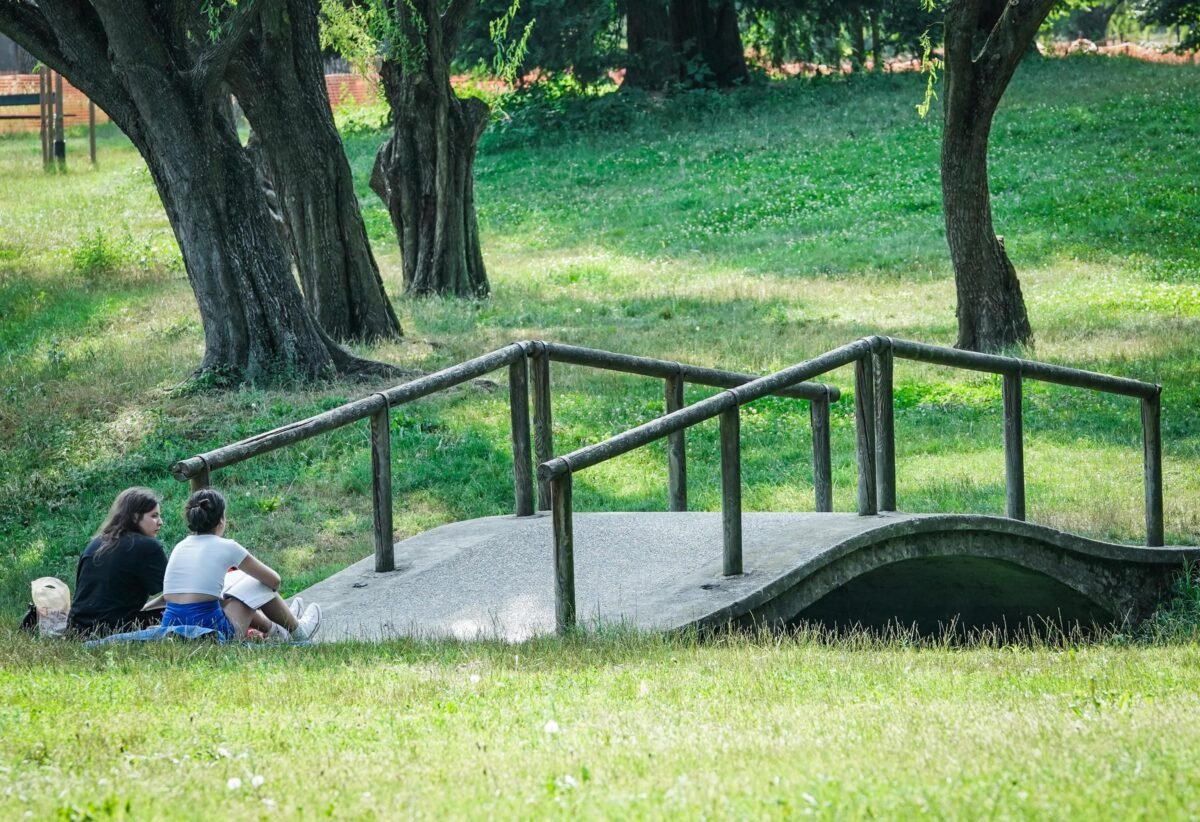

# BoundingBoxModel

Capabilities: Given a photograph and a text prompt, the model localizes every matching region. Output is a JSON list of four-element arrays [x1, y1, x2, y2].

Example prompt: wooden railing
[[170, 341, 840, 573], [537, 336, 1165, 633]]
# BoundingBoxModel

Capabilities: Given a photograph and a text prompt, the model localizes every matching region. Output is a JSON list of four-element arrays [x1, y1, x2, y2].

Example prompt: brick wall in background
[[0, 72, 380, 135], [0, 74, 104, 134]]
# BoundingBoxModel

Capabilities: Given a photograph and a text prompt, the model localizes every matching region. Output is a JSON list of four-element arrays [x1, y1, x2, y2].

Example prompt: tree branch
[[192, 0, 270, 90], [975, 0, 1058, 107], [0, 0, 68, 70]]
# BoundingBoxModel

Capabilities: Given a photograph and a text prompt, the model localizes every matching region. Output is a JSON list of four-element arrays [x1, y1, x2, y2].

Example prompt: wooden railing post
[[370, 396, 395, 572], [810, 393, 833, 512], [874, 344, 896, 512], [531, 348, 554, 511], [189, 459, 211, 494], [665, 375, 687, 511], [1142, 392, 1164, 547], [720, 406, 743, 576], [509, 358, 534, 517], [1002, 372, 1026, 521], [551, 473, 575, 633], [855, 354, 877, 516]]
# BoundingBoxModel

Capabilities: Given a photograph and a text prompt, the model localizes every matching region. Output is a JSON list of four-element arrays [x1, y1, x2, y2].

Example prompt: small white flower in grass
[[470, 674, 481, 684], [251, 775, 265, 788], [262, 799, 277, 809], [216, 747, 232, 759], [543, 720, 560, 734], [227, 777, 242, 791]]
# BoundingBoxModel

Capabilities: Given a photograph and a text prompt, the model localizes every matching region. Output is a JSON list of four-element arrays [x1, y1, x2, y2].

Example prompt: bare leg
[[259, 595, 299, 632], [221, 598, 256, 639]]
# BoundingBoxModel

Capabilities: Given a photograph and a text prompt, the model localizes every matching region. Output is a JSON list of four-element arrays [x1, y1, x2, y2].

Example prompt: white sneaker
[[288, 596, 305, 621], [292, 602, 321, 641], [265, 622, 291, 643]]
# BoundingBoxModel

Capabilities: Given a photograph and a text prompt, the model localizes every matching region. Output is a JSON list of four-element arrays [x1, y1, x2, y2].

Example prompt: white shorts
[[222, 570, 276, 610]]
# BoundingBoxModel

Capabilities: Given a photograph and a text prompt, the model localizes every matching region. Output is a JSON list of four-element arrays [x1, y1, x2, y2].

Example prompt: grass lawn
[[1, 55, 1199, 818]]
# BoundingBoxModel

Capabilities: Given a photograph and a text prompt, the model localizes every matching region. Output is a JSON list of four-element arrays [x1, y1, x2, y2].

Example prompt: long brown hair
[[95, 487, 161, 554]]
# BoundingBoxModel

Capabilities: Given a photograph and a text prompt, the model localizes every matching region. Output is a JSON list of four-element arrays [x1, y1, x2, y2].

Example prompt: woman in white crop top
[[162, 489, 320, 641]]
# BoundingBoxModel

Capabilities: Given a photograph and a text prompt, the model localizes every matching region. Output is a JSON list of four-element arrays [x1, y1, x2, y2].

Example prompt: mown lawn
[[1, 55, 1199, 818], [4, 631, 1200, 819]]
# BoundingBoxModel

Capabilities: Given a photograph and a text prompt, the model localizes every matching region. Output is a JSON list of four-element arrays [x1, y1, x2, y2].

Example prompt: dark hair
[[185, 489, 226, 534], [96, 487, 161, 554]]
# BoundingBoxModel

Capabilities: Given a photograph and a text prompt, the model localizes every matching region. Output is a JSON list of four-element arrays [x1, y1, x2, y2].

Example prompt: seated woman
[[69, 487, 169, 636], [163, 489, 320, 641]]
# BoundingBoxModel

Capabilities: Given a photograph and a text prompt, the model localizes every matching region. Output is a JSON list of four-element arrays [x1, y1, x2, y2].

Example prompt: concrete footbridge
[[298, 512, 1199, 641], [171, 337, 1196, 640]]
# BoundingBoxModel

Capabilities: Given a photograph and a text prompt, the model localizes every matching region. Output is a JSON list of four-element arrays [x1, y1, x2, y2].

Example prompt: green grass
[[4, 630, 1200, 819], [2, 56, 1200, 818]]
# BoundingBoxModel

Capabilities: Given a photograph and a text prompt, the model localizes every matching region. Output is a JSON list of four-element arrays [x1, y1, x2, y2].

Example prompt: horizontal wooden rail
[[171, 344, 528, 481], [540, 341, 841, 402], [886, 337, 1158, 399], [539, 340, 869, 481]]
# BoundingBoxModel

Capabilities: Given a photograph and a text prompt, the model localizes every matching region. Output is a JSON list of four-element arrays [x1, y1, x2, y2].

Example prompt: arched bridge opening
[[792, 556, 1117, 636]]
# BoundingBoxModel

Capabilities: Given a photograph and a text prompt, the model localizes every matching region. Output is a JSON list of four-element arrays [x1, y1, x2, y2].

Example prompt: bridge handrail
[[537, 335, 1165, 632], [170, 340, 840, 572]]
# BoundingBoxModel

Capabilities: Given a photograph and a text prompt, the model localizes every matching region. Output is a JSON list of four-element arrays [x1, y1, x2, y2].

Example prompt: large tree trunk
[[942, 116, 1032, 352], [671, 0, 750, 87], [625, 0, 678, 90], [371, 59, 490, 297], [0, 0, 392, 383], [624, 0, 749, 90], [228, 0, 402, 343], [941, 0, 1056, 352]]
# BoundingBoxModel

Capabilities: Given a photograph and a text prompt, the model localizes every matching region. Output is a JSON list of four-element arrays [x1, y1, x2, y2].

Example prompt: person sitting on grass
[[68, 487, 169, 637], [162, 489, 320, 641]]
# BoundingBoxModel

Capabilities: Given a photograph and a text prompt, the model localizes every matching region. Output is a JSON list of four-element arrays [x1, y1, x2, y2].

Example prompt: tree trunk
[[849, 12, 867, 71], [870, 9, 883, 72], [0, 1, 393, 383], [670, 0, 750, 88], [371, 60, 490, 297], [625, 0, 678, 90], [941, 115, 1032, 352], [228, 0, 402, 343], [940, 0, 1055, 352]]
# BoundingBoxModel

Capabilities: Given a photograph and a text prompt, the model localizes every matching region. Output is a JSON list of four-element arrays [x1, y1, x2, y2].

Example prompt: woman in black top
[[68, 487, 168, 636]]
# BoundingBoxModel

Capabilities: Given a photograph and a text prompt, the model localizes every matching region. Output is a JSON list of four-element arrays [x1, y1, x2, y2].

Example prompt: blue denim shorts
[[162, 600, 235, 640]]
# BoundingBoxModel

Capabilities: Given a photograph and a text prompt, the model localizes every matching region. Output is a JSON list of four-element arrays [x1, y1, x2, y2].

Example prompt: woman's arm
[[237, 553, 281, 592]]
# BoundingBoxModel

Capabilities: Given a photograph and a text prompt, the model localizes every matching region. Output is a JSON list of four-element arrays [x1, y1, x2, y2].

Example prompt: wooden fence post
[[810, 394, 833, 512], [509, 358, 534, 517], [1002, 372, 1025, 521], [874, 345, 896, 512], [551, 473, 575, 633], [665, 375, 687, 512], [855, 355, 877, 516], [531, 348, 553, 511], [1142, 392, 1164, 547], [189, 459, 211, 494], [720, 406, 743, 576], [370, 396, 395, 572]]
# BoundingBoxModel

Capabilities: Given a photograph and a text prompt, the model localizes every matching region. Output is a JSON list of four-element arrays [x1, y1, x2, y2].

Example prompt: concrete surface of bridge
[[296, 512, 1199, 641]]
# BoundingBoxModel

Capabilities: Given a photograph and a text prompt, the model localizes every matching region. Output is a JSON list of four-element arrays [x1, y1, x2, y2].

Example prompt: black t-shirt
[[68, 533, 167, 635]]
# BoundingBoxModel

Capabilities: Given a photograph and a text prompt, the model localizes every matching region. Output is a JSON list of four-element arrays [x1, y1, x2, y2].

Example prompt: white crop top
[[163, 534, 250, 597]]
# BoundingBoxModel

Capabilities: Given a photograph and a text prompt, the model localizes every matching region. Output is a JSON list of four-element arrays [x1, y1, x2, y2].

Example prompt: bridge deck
[[296, 512, 1197, 642]]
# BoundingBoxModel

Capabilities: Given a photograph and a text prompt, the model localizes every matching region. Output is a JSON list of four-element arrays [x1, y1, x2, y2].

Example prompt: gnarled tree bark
[[369, 0, 490, 298], [0, 0, 393, 383], [228, 0, 402, 343], [942, 0, 1054, 352]]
